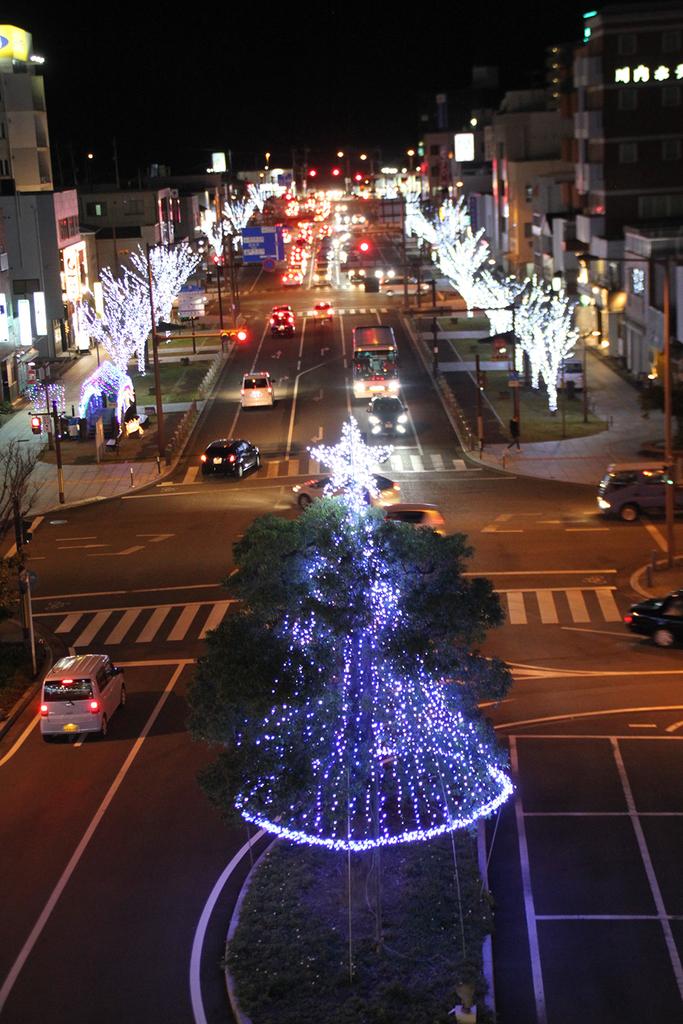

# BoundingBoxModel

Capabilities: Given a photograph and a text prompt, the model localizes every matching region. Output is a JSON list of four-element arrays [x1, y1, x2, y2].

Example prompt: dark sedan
[[200, 439, 260, 479], [624, 590, 683, 646], [367, 396, 409, 436]]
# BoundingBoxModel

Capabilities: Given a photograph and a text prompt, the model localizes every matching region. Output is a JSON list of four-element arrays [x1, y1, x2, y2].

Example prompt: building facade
[[0, 25, 52, 194]]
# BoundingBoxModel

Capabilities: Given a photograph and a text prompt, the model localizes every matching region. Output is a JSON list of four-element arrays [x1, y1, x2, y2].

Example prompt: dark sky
[[6, 1, 591, 182]]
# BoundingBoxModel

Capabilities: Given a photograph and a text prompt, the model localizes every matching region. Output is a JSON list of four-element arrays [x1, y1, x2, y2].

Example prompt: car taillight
[[623, 614, 633, 624], [240, 389, 245, 396], [229, 454, 236, 462], [200, 454, 207, 462], [89, 700, 100, 713], [40, 703, 48, 716], [269, 318, 275, 324], [393, 484, 400, 491], [267, 387, 272, 393]]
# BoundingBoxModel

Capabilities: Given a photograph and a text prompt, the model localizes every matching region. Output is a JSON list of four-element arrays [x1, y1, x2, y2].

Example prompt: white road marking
[[57, 544, 108, 550], [88, 545, 144, 556], [73, 610, 113, 647], [189, 827, 267, 1024], [537, 591, 558, 624], [464, 569, 618, 576], [167, 604, 200, 642], [0, 663, 186, 1015], [136, 606, 173, 643], [0, 715, 40, 769], [122, 491, 199, 500], [665, 720, 683, 733], [199, 601, 231, 639], [509, 737, 547, 1024], [565, 527, 610, 532], [285, 360, 330, 458], [596, 587, 621, 621], [266, 460, 280, 477], [566, 589, 590, 622], [506, 592, 527, 624], [560, 626, 631, 638], [33, 583, 222, 602], [627, 723, 658, 729], [105, 608, 143, 645], [495, 703, 683, 730], [55, 612, 83, 633], [643, 520, 667, 552], [137, 533, 174, 543], [611, 738, 683, 1000]]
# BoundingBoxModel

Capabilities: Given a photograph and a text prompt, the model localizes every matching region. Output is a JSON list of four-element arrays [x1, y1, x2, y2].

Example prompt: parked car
[[597, 462, 683, 521], [292, 474, 400, 509], [367, 396, 409, 436], [241, 372, 275, 408], [40, 654, 125, 741], [201, 438, 261, 477], [624, 591, 683, 646], [383, 504, 446, 535]]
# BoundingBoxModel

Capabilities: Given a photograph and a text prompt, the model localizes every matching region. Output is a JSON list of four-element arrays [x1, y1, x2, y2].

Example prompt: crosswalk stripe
[[287, 458, 300, 476], [430, 453, 445, 471], [409, 454, 422, 472], [56, 612, 83, 634], [136, 606, 172, 643], [105, 608, 143, 645], [566, 589, 590, 622], [199, 601, 232, 639], [596, 587, 621, 621], [452, 459, 467, 470], [537, 590, 559, 624], [266, 460, 280, 478], [506, 592, 527, 624], [73, 610, 112, 647], [182, 465, 200, 485], [167, 604, 200, 641]]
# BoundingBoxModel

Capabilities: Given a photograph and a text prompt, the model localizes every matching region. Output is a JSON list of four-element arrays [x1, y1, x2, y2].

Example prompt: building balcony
[[576, 213, 605, 245], [574, 110, 603, 140]]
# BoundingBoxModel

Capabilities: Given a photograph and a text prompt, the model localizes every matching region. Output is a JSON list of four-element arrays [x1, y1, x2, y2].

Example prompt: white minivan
[[241, 372, 275, 408], [40, 654, 126, 741]]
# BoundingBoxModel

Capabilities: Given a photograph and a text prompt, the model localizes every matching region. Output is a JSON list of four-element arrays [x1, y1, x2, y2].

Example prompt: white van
[[241, 372, 275, 408], [40, 654, 126, 741], [560, 359, 584, 390]]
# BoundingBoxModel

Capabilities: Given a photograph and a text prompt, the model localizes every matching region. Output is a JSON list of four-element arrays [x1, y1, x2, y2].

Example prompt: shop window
[[662, 139, 682, 160], [85, 202, 106, 217], [618, 142, 638, 163]]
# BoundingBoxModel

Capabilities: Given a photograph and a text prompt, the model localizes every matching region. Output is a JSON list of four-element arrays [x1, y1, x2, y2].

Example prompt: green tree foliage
[[188, 502, 510, 824]]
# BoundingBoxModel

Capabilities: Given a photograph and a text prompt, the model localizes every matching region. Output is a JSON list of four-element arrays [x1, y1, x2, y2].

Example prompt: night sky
[[6, 1, 591, 182]]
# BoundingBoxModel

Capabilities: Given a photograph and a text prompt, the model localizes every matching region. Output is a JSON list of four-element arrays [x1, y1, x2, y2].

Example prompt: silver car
[[292, 474, 400, 510]]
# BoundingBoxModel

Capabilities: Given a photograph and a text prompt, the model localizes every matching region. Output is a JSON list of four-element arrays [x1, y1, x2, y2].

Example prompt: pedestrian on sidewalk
[[507, 415, 521, 450]]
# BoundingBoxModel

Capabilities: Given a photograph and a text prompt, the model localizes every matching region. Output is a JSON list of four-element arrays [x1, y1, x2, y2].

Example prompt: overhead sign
[[0, 26, 30, 63], [242, 226, 285, 264], [454, 132, 475, 162], [178, 284, 205, 316]]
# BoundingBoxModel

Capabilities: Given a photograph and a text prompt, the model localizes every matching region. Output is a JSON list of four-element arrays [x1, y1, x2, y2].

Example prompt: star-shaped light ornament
[[310, 417, 392, 511]]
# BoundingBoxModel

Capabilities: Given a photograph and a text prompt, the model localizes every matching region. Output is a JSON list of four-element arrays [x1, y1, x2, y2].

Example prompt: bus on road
[[351, 325, 399, 399]]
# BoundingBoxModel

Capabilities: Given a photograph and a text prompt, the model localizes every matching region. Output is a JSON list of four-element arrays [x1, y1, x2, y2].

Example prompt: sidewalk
[[464, 349, 666, 485]]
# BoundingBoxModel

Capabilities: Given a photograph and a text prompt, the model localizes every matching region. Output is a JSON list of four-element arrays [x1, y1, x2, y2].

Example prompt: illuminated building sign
[[33, 291, 47, 335], [454, 133, 475, 162], [0, 25, 30, 62], [62, 241, 88, 304], [0, 293, 8, 343], [17, 298, 32, 346], [632, 268, 645, 294], [615, 63, 683, 84]]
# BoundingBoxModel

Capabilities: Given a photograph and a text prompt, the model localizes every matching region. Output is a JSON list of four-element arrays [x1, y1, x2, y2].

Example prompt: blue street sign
[[242, 226, 285, 264]]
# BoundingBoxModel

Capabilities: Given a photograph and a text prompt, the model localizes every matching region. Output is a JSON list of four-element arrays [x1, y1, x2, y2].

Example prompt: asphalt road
[[1, 225, 682, 1023]]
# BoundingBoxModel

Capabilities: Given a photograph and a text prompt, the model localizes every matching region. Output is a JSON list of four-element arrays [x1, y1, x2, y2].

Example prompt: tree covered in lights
[[189, 419, 511, 851]]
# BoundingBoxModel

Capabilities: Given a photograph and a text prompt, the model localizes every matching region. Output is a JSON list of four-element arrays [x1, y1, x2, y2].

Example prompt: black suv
[[200, 439, 260, 478], [625, 590, 683, 646], [367, 396, 408, 436]]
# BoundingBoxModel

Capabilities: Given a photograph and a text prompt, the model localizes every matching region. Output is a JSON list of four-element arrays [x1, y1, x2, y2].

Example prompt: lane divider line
[[0, 662, 187, 1014]]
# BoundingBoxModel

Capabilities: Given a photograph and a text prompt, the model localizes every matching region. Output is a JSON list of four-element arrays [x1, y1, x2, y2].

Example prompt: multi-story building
[[490, 90, 573, 276], [573, 2, 683, 354], [77, 187, 180, 277], [0, 25, 51, 194], [622, 224, 683, 377], [54, 189, 94, 352]]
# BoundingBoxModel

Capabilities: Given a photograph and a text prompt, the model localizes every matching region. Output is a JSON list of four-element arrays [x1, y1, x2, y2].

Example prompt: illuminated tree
[[80, 268, 150, 373], [200, 208, 225, 260], [189, 419, 512, 850], [129, 241, 199, 327]]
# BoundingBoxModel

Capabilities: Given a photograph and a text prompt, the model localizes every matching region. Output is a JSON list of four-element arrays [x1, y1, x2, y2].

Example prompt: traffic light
[[30, 415, 42, 435], [331, 167, 341, 177], [354, 173, 363, 182], [359, 240, 370, 253], [213, 254, 224, 267], [220, 327, 249, 344], [235, 328, 248, 343], [308, 169, 317, 178]]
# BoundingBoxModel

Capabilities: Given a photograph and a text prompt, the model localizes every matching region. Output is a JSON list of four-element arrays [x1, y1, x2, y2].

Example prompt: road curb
[[224, 839, 274, 1024], [31, 343, 238, 518], [630, 554, 683, 600]]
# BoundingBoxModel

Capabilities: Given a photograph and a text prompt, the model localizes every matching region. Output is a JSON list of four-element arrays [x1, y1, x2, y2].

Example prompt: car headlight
[[597, 497, 611, 510], [396, 424, 406, 433], [368, 414, 379, 424], [292, 485, 301, 494], [388, 381, 399, 391], [397, 413, 408, 423], [372, 426, 381, 434]]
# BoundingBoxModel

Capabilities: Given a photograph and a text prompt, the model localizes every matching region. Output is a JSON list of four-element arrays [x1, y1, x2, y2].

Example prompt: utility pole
[[663, 261, 674, 567], [400, 196, 409, 309], [475, 352, 484, 450], [51, 400, 65, 504], [146, 244, 165, 457], [431, 316, 439, 375]]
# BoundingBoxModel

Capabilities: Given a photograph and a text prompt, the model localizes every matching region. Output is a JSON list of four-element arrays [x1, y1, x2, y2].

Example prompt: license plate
[[384, 422, 393, 428], [63, 723, 79, 733], [370, 386, 383, 393], [213, 457, 223, 464]]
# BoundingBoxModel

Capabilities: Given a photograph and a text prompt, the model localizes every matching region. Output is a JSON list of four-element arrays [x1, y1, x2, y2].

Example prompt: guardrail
[[198, 347, 230, 398], [165, 400, 198, 461]]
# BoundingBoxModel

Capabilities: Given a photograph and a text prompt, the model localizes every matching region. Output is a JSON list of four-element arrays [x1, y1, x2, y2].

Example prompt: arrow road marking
[[137, 533, 174, 543]]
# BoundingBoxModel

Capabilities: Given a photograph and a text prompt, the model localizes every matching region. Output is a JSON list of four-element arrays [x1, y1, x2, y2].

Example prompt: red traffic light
[[331, 167, 341, 177], [308, 169, 317, 178], [359, 240, 370, 253], [354, 173, 363, 182], [236, 328, 248, 343], [30, 415, 43, 435], [213, 254, 224, 266]]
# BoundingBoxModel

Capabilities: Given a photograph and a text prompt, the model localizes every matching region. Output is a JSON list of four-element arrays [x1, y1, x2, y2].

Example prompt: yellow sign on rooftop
[[0, 26, 31, 63]]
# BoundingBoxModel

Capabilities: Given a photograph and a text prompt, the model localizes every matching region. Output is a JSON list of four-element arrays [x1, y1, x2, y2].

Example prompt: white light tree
[[129, 241, 200, 327], [223, 194, 257, 244], [80, 267, 150, 373], [515, 277, 578, 411], [200, 208, 226, 260]]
